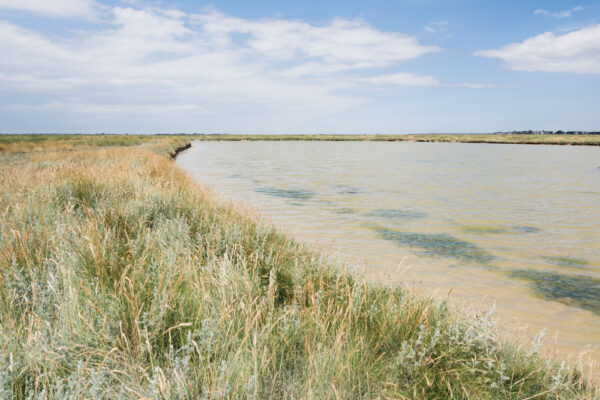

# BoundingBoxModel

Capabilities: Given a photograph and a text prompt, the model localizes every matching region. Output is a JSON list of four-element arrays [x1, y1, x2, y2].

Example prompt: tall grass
[[0, 138, 596, 399]]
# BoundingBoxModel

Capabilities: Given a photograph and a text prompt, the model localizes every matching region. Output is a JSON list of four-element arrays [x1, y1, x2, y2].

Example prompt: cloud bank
[[0, 0, 101, 18], [476, 24, 600, 74], [533, 6, 582, 19], [0, 4, 440, 132]]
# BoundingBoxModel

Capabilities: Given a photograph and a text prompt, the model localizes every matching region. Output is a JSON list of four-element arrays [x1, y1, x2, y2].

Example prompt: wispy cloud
[[193, 11, 440, 75], [476, 24, 600, 74], [424, 21, 448, 34], [533, 6, 583, 18], [0, 0, 102, 18], [458, 83, 495, 89], [0, 5, 441, 132], [359, 73, 439, 86]]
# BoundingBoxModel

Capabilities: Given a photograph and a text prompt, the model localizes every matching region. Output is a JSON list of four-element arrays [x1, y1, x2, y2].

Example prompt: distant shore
[[186, 133, 600, 146], [3, 133, 600, 146]]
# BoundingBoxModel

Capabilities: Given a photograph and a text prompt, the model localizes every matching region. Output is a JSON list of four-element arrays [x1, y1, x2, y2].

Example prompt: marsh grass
[[0, 137, 597, 399], [0, 134, 192, 163]]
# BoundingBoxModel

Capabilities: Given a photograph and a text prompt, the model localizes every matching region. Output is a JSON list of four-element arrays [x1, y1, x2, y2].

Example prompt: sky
[[0, 0, 598, 134]]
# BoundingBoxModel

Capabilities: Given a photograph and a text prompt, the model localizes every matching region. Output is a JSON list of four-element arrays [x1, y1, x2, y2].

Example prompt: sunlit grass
[[0, 136, 597, 398]]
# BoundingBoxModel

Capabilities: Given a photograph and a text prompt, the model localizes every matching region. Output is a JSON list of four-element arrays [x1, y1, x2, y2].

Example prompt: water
[[177, 141, 600, 361]]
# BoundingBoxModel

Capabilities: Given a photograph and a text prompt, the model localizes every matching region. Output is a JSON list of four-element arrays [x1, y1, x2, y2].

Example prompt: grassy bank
[[185, 133, 600, 146], [3, 133, 600, 148], [0, 136, 597, 399]]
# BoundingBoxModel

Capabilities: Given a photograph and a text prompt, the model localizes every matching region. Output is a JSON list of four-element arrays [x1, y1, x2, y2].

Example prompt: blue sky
[[0, 0, 598, 133]]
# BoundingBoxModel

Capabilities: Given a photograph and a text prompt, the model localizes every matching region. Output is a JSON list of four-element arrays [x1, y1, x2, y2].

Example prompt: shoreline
[[168, 141, 192, 159], [2, 133, 600, 147]]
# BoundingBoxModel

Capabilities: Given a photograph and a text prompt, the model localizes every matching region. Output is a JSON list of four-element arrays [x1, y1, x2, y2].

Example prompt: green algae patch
[[462, 225, 512, 234], [367, 208, 427, 221], [333, 184, 362, 194], [256, 186, 315, 200], [334, 207, 358, 215], [511, 270, 600, 314], [372, 227, 494, 264], [461, 224, 541, 234], [543, 256, 591, 269], [512, 225, 541, 233]]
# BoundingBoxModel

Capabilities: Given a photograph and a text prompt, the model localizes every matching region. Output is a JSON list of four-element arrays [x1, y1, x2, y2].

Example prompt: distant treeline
[[496, 130, 600, 135]]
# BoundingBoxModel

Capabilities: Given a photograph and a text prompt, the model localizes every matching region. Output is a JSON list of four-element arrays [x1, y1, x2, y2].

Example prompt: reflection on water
[[178, 141, 600, 361]]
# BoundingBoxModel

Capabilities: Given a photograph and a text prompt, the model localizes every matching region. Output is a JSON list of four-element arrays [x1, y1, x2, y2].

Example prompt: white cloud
[[424, 21, 448, 34], [476, 25, 600, 74], [192, 11, 439, 74], [458, 83, 495, 89], [533, 6, 582, 18], [0, 6, 440, 132], [0, 0, 101, 18], [359, 73, 439, 86]]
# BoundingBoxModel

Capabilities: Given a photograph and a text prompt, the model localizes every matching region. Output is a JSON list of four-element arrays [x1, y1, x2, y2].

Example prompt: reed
[[0, 136, 596, 399]]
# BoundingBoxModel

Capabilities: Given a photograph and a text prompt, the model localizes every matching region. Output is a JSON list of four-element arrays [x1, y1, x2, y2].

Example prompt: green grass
[[0, 136, 597, 399]]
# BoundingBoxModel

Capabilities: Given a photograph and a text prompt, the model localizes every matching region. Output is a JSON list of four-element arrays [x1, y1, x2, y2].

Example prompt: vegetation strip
[[3, 133, 600, 147], [182, 133, 600, 146], [0, 135, 597, 398]]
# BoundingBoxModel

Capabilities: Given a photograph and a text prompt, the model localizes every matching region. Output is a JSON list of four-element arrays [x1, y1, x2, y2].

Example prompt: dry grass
[[0, 136, 597, 399]]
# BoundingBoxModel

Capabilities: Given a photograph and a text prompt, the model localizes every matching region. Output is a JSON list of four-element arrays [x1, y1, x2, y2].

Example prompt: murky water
[[178, 141, 600, 363]]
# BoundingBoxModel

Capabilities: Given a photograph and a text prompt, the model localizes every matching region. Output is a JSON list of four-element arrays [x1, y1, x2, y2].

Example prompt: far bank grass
[[3, 133, 600, 148], [185, 133, 600, 146], [0, 137, 597, 398]]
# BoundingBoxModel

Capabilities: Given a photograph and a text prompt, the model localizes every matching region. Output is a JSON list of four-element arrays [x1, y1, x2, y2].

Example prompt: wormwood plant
[[0, 138, 596, 399]]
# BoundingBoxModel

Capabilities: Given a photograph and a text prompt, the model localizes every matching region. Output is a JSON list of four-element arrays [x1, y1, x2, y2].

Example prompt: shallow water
[[178, 141, 600, 363]]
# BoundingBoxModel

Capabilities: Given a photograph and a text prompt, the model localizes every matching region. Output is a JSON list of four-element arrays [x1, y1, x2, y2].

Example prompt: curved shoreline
[[168, 141, 192, 159]]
